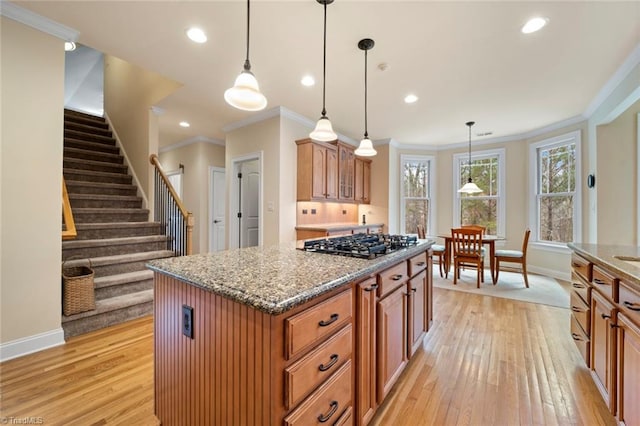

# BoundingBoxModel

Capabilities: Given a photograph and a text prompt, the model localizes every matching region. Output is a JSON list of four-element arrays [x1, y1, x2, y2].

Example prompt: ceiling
[[14, 1, 640, 148]]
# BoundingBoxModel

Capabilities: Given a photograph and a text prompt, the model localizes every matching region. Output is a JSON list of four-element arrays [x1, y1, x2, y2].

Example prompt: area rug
[[433, 268, 569, 309]]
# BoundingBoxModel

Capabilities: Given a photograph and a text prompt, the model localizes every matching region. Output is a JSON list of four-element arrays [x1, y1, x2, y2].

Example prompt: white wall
[[0, 18, 66, 359]]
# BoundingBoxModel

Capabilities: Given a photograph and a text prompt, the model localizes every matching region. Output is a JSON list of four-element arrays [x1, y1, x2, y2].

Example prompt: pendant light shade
[[458, 121, 483, 194], [225, 0, 267, 111], [355, 38, 377, 157], [310, 0, 337, 142]]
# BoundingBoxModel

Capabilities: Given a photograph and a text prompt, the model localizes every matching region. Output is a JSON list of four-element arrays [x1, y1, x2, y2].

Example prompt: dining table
[[437, 234, 506, 284]]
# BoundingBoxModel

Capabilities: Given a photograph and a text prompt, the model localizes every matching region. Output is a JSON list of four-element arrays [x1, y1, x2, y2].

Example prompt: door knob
[[213, 220, 221, 224]]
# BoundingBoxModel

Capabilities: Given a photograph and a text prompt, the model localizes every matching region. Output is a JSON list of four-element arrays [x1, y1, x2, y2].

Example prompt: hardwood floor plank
[[0, 286, 618, 425]]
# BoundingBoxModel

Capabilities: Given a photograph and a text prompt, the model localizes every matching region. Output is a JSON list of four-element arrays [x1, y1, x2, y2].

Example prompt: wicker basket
[[62, 259, 96, 316]]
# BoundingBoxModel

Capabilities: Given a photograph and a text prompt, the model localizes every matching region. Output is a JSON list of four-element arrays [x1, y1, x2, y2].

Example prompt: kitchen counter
[[568, 243, 640, 288], [147, 239, 432, 315]]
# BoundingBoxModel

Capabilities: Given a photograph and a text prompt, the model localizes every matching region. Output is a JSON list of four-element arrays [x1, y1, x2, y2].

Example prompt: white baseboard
[[528, 265, 571, 282], [0, 328, 65, 362]]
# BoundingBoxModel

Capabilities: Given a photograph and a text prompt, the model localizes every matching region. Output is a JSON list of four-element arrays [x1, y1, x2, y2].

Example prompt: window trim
[[528, 130, 582, 246], [452, 148, 505, 236], [400, 154, 436, 236]]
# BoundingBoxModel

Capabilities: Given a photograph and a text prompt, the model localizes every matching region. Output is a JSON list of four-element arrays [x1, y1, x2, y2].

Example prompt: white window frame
[[528, 130, 582, 247], [452, 148, 505, 236], [400, 155, 436, 236]]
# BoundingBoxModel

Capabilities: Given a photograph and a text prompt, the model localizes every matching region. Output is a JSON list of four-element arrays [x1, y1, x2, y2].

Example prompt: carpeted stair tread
[[63, 168, 133, 184], [94, 270, 154, 289], [64, 120, 112, 137], [64, 146, 123, 163], [61, 289, 153, 322], [64, 128, 115, 145], [62, 234, 166, 249], [64, 137, 119, 153], [64, 180, 138, 196], [75, 221, 159, 230], [64, 157, 128, 174], [64, 109, 106, 122], [64, 115, 109, 129], [69, 194, 141, 202], [62, 250, 173, 268]]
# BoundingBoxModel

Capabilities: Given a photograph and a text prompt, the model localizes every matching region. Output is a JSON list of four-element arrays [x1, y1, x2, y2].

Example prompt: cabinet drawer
[[285, 324, 353, 409], [571, 315, 590, 366], [592, 266, 618, 302], [377, 262, 408, 299], [570, 290, 590, 336], [284, 360, 353, 426], [333, 406, 353, 426], [571, 271, 591, 305], [619, 280, 640, 327], [285, 290, 352, 360], [571, 253, 592, 282], [408, 252, 428, 277]]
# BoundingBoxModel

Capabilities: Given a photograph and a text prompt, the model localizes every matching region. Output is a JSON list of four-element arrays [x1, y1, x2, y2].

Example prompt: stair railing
[[150, 154, 194, 256], [62, 178, 77, 240]]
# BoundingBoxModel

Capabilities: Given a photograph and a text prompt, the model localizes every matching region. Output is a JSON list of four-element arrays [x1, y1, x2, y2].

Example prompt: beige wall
[[103, 56, 181, 201], [159, 142, 225, 253], [1, 18, 65, 351], [596, 98, 639, 245]]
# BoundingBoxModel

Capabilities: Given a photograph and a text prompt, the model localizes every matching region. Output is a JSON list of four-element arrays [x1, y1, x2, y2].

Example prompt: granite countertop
[[147, 240, 433, 315], [295, 222, 384, 231], [568, 243, 640, 289]]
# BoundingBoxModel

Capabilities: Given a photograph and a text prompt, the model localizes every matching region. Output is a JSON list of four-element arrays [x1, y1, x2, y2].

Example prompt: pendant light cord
[[364, 49, 368, 138], [467, 122, 473, 182], [244, 0, 251, 71], [321, 1, 327, 118]]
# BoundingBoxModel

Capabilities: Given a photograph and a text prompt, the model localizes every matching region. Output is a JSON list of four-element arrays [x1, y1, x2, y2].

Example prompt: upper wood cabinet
[[355, 157, 371, 204], [296, 139, 338, 201], [334, 141, 355, 201]]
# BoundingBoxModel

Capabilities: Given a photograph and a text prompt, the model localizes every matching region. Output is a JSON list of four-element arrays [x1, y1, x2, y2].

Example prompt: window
[[453, 149, 505, 235], [401, 155, 435, 235], [530, 131, 581, 244]]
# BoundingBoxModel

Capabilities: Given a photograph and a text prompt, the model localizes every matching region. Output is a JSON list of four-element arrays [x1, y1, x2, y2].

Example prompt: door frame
[[229, 152, 263, 249], [208, 166, 226, 252]]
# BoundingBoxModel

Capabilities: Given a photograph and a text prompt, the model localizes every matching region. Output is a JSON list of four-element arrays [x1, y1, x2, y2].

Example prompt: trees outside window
[[454, 149, 505, 236], [401, 156, 434, 235], [530, 131, 581, 244]]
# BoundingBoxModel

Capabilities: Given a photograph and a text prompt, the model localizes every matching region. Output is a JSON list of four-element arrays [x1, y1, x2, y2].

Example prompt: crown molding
[[1, 0, 79, 41], [584, 42, 640, 118], [160, 136, 225, 153]]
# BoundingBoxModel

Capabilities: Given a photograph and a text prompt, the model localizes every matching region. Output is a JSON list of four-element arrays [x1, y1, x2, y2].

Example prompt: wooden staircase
[[62, 109, 173, 338]]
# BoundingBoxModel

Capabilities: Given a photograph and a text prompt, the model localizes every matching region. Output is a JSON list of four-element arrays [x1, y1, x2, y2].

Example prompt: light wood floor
[[0, 288, 616, 425]]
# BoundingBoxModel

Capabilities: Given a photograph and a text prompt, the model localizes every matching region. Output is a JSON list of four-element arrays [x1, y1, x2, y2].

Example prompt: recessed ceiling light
[[186, 27, 207, 43], [404, 94, 418, 104], [301, 75, 315, 87], [521, 17, 548, 34], [64, 41, 76, 51], [179, 121, 190, 128]]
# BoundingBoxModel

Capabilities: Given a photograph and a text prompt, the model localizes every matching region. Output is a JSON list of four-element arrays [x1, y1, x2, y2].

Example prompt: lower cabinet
[[590, 289, 617, 413], [355, 278, 378, 426], [617, 313, 640, 426], [408, 269, 427, 357]]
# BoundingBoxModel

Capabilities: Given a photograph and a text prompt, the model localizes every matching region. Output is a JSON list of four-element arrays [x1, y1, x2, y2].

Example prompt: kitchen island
[[147, 239, 434, 426], [567, 243, 640, 426]]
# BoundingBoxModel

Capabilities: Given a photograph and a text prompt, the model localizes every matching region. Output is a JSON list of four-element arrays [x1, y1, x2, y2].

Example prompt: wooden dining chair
[[451, 227, 484, 288], [461, 224, 486, 235], [494, 229, 531, 287], [417, 225, 446, 277]]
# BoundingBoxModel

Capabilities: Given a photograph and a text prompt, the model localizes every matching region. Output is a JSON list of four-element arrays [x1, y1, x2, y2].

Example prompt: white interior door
[[209, 167, 225, 252], [167, 170, 182, 198], [240, 159, 260, 248]]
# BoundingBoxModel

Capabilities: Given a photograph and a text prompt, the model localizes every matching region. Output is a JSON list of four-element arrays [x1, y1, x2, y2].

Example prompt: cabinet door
[[326, 146, 338, 200], [338, 145, 355, 201], [311, 144, 327, 199], [354, 158, 364, 202], [408, 270, 427, 358], [362, 160, 371, 204], [617, 313, 640, 426], [356, 278, 377, 426], [376, 285, 407, 403], [591, 290, 616, 413]]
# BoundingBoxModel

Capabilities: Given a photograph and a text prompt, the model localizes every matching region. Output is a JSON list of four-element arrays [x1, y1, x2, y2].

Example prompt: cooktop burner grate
[[302, 233, 418, 259]]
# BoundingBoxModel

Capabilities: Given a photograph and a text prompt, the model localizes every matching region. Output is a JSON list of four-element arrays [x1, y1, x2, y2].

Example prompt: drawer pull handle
[[571, 332, 583, 342], [391, 274, 403, 281], [611, 324, 619, 329], [571, 262, 580, 268], [601, 313, 611, 320], [416, 261, 426, 266], [318, 401, 338, 423], [572, 283, 584, 289], [411, 287, 417, 293], [623, 301, 640, 311], [594, 278, 606, 285], [318, 354, 339, 372], [364, 284, 378, 292], [318, 313, 339, 327], [571, 306, 582, 313]]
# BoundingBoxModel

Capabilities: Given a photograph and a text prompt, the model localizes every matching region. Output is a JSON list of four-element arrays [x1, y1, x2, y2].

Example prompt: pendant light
[[224, 0, 267, 111], [354, 38, 377, 157], [309, 0, 337, 142], [458, 121, 483, 194]]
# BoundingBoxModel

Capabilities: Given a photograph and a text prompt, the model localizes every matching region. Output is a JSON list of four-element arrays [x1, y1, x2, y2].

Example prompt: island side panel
[[154, 273, 273, 425]]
